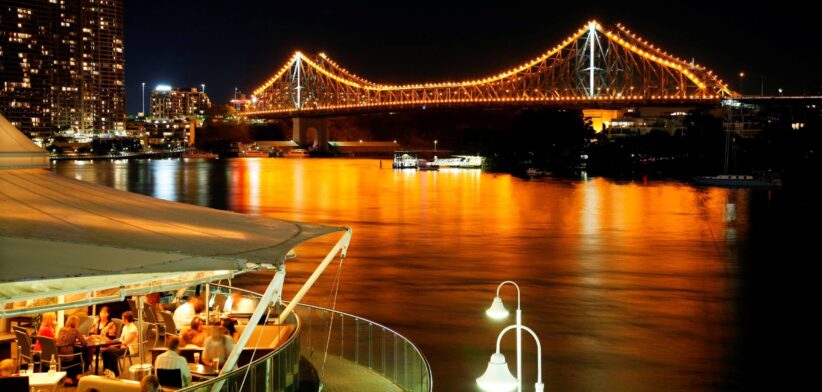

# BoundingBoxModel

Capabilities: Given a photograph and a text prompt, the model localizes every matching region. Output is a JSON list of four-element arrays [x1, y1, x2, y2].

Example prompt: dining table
[[188, 362, 219, 380], [77, 335, 120, 375], [27, 371, 66, 391]]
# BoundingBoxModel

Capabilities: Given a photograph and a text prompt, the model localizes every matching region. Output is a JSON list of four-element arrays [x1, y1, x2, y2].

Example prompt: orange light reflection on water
[[55, 158, 747, 391]]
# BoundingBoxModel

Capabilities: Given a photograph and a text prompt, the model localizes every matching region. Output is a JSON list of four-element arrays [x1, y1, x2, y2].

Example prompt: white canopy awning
[[0, 113, 49, 169], [0, 116, 346, 316]]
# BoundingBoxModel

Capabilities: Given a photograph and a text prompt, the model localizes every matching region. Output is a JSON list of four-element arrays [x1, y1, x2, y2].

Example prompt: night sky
[[124, 0, 820, 114]]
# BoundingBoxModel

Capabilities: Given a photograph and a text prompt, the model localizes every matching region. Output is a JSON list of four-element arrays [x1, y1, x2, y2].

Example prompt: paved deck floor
[[305, 353, 402, 392]]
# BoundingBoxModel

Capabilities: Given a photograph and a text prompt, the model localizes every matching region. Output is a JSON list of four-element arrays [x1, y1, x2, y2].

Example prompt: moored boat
[[183, 149, 218, 159], [692, 174, 778, 187]]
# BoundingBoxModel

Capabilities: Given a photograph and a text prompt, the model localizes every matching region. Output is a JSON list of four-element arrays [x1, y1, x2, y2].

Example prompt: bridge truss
[[246, 21, 733, 116]]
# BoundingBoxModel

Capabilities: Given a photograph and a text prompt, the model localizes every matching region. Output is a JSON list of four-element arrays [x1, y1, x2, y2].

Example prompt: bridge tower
[[292, 117, 329, 151]]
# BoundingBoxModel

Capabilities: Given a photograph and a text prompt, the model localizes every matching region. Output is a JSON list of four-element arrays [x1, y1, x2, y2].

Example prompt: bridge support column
[[292, 117, 329, 151]]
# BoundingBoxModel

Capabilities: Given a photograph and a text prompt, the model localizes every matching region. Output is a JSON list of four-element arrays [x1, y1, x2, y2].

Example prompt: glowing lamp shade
[[476, 352, 518, 392], [485, 296, 509, 320]]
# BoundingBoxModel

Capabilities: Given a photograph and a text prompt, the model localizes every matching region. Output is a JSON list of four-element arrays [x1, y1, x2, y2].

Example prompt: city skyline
[[125, 0, 821, 114]]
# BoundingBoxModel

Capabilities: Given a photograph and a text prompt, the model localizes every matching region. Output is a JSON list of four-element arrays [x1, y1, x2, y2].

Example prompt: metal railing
[[181, 283, 432, 392], [294, 303, 433, 392]]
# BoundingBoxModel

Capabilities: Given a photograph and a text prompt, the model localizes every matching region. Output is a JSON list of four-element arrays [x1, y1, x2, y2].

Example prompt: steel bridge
[[244, 20, 735, 118]]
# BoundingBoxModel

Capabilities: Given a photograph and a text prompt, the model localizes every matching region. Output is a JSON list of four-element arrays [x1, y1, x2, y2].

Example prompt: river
[[53, 158, 815, 391]]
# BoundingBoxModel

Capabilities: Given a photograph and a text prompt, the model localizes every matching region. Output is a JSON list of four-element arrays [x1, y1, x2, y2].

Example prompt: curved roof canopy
[[0, 116, 345, 316], [0, 114, 49, 169]]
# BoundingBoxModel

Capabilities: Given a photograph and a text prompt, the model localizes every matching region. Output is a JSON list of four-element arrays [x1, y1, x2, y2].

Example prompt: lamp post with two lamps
[[477, 281, 544, 392]]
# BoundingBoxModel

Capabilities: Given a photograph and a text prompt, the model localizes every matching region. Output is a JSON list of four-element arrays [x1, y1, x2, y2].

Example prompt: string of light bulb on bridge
[[248, 20, 733, 115]]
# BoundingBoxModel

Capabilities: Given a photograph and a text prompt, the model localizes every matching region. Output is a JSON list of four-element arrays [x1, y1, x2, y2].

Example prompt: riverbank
[[49, 148, 185, 160]]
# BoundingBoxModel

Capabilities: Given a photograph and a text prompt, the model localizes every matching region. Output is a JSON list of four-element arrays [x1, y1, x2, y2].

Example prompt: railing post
[[368, 322, 373, 370], [404, 340, 408, 389], [250, 360, 256, 391], [355, 318, 359, 365], [382, 328, 386, 376]]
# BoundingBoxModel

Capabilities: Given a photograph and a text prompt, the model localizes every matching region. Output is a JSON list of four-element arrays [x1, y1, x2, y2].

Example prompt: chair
[[159, 310, 179, 341], [0, 376, 29, 389], [13, 327, 37, 371], [126, 299, 138, 316], [77, 316, 94, 335], [156, 368, 183, 388], [142, 303, 163, 347], [111, 317, 124, 338], [77, 375, 142, 392], [118, 345, 137, 373], [38, 336, 84, 378]]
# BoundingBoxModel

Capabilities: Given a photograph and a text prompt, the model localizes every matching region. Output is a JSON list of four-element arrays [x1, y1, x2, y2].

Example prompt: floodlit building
[[127, 117, 196, 147], [150, 86, 211, 119]]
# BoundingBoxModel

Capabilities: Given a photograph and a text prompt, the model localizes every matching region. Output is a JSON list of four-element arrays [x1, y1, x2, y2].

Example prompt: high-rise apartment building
[[150, 86, 211, 119], [0, 0, 125, 137]]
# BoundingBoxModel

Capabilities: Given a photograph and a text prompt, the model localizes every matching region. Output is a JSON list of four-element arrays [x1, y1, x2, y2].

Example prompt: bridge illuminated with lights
[[244, 20, 735, 119]]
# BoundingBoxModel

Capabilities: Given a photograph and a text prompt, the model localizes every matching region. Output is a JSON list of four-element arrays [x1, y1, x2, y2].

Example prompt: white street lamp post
[[434, 139, 438, 152], [477, 324, 544, 392], [141, 82, 145, 116], [201, 83, 206, 94], [485, 281, 522, 392]]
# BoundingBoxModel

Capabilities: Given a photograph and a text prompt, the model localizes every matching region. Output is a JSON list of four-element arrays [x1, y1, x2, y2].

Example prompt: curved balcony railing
[[180, 283, 432, 392], [294, 303, 432, 392]]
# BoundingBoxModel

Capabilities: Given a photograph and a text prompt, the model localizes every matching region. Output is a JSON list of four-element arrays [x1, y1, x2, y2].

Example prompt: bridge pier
[[292, 117, 329, 151]]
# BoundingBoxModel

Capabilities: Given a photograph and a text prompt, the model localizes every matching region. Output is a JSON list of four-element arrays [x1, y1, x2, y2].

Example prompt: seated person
[[186, 316, 207, 346], [102, 311, 138, 377], [56, 315, 87, 385], [179, 328, 201, 348], [141, 374, 161, 392], [0, 359, 16, 376], [153, 337, 191, 387], [90, 306, 117, 339], [34, 312, 56, 351], [145, 292, 165, 314], [172, 296, 201, 330], [202, 325, 234, 369], [224, 291, 256, 314], [222, 318, 239, 342]]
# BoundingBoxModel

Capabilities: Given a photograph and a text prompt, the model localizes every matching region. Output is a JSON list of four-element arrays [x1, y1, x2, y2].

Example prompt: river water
[[53, 158, 814, 391]]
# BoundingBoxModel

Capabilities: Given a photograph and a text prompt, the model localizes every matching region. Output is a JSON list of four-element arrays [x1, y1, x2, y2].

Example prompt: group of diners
[[24, 306, 139, 384], [2, 289, 254, 388], [160, 296, 237, 387]]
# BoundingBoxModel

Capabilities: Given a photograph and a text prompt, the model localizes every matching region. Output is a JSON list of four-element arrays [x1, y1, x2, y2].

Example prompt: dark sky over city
[[124, 0, 820, 114]]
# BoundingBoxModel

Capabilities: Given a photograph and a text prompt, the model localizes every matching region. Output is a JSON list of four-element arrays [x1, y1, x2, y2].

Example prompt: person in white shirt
[[223, 291, 256, 314], [102, 311, 138, 376], [173, 296, 200, 330], [154, 336, 191, 387], [202, 325, 234, 368]]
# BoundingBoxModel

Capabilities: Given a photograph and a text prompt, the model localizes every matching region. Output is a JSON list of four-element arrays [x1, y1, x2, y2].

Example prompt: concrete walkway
[[305, 353, 402, 392]]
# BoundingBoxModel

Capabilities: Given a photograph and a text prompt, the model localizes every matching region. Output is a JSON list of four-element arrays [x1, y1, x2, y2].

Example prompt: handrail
[[192, 283, 433, 392], [293, 302, 433, 392], [292, 302, 433, 391]]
